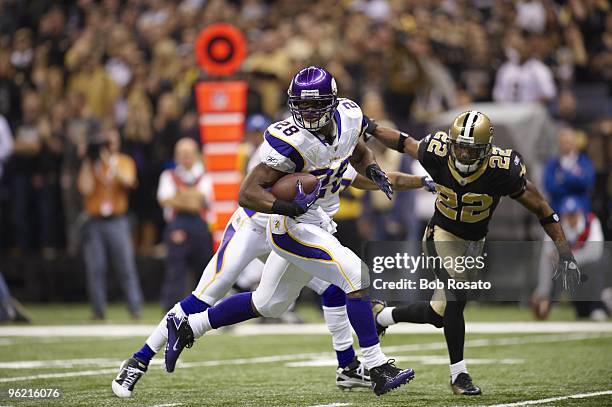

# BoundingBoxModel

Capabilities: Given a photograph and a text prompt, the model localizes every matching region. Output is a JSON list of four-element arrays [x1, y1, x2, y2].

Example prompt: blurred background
[[0, 0, 610, 322]]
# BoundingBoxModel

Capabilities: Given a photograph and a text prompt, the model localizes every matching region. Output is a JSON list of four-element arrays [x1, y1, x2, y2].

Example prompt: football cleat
[[369, 359, 414, 396], [336, 357, 371, 389], [164, 313, 194, 373], [111, 357, 147, 398], [451, 372, 482, 395], [371, 299, 387, 338]]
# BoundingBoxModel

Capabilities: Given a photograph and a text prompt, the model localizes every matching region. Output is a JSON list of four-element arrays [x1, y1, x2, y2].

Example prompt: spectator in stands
[[157, 138, 213, 311], [240, 114, 271, 174], [77, 128, 142, 320], [0, 50, 21, 128], [543, 126, 595, 212], [0, 114, 13, 249], [0, 272, 30, 323], [532, 196, 607, 321], [10, 90, 62, 253], [493, 32, 557, 104]]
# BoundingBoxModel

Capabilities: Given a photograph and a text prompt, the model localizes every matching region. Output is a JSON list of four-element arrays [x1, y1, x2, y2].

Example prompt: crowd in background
[[0, 0, 610, 265]]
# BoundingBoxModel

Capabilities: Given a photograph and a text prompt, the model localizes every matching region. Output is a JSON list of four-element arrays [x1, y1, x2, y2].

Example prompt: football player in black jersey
[[363, 111, 581, 395]]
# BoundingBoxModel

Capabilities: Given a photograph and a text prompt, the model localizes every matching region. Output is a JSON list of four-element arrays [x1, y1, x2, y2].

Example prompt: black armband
[[539, 212, 560, 226], [397, 132, 408, 153], [272, 199, 304, 217]]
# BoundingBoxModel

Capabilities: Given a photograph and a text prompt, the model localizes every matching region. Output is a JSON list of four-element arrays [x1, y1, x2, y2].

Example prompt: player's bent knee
[[255, 300, 292, 318], [346, 288, 371, 300]]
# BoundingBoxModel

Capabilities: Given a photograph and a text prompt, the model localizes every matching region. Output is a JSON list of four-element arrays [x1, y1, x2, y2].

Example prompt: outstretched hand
[[553, 252, 581, 292], [366, 164, 393, 200]]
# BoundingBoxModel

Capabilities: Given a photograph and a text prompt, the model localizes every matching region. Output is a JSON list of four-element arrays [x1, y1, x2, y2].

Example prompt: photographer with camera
[[77, 128, 143, 320]]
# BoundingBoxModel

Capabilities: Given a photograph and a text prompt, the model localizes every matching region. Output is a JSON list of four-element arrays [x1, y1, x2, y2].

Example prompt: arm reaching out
[[362, 116, 420, 159], [351, 172, 434, 192], [515, 180, 581, 291], [349, 138, 393, 199]]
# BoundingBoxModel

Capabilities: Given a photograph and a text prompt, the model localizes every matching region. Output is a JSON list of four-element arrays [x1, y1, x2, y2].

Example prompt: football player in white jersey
[[112, 125, 434, 396], [163, 66, 416, 396]]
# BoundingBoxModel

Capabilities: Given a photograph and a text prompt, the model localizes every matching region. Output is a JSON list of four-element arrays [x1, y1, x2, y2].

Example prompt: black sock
[[443, 299, 466, 364], [392, 302, 444, 328]]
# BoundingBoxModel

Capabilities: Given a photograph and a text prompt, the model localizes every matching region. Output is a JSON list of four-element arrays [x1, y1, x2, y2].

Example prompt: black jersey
[[417, 131, 527, 241]]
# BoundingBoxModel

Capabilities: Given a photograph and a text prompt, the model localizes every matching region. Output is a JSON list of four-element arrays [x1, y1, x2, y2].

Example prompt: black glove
[[366, 164, 393, 200], [553, 251, 581, 292]]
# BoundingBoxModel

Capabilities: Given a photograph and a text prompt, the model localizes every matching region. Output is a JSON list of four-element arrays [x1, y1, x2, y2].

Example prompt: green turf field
[[0, 304, 610, 406]]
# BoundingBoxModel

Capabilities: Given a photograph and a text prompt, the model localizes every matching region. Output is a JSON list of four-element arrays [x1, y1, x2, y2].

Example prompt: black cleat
[[369, 359, 414, 396], [371, 299, 387, 338], [111, 357, 147, 398], [164, 313, 194, 373], [451, 372, 482, 395], [336, 357, 370, 389]]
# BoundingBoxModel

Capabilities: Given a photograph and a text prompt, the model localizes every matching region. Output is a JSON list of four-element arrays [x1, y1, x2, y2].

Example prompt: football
[[271, 172, 319, 201]]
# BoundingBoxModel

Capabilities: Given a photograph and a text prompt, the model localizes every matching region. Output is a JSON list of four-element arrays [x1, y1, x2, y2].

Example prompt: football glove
[[366, 164, 393, 200], [553, 251, 581, 292], [293, 179, 321, 214], [421, 176, 436, 193]]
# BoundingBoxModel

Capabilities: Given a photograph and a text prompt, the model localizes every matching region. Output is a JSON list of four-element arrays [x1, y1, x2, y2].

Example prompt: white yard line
[[286, 356, 523, 368], [147, 404, 183, 407], [0, 368, 117, 383], [485, 389, 612, 406], [0, 322, 611, 337], [0, 333, 607, 384], [306, 403, 351, 407], [0, 358, 120, 369]]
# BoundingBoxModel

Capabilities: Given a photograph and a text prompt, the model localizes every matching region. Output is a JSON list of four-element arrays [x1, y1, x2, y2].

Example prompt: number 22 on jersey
[[435, 185, 493, 223]]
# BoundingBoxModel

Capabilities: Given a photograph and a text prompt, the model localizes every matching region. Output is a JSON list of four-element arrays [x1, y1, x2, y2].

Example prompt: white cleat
[[112, 358, 147, 398]]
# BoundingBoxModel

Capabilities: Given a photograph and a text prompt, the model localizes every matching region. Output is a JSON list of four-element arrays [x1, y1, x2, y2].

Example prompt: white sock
[[188, 310, 213, 338], [361, 343, 387, 369], [144, 304, 185, 353], [450, 360, 468, 383], [376, 306, 396, 327], [323, 305, 354, 351], [145, 317, 168, 353]]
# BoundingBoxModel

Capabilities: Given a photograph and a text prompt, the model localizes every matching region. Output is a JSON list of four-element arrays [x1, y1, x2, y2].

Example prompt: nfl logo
[[211, 91, 229, 109]]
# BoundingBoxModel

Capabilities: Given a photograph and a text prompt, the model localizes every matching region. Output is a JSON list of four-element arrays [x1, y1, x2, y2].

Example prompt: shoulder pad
[[265, 120, 306, 143], [336, 98, 363, 119]]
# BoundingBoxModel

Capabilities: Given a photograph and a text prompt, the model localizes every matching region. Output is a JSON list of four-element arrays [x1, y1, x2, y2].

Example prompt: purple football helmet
[[287, 66, 338, 131]]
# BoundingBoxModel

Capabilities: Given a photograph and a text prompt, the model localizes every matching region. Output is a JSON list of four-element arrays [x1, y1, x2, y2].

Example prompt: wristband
[[397, 132, 408, 153], [272, 199, 303, 217], [539, 212, 560, 226]]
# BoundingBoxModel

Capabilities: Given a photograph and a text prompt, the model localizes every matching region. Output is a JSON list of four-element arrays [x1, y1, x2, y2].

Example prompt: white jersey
[[259, 98, 365, 227]]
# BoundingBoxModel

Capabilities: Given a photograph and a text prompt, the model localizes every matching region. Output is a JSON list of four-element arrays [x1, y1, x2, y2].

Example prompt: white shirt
[[493, 58, 556, 103], [0, 115, 13, 179], [157, 161, 214, 221], [259, 98, 364, 228]]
